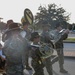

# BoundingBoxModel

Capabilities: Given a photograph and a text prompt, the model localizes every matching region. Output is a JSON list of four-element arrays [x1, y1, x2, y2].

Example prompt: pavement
[[1, 57, 74, 75], [53, 48, 75, 57], [25, 44, 75, 75], [52, 57, 75, 75], [50, 40, 75, 75], [23, 57, 75, 75]]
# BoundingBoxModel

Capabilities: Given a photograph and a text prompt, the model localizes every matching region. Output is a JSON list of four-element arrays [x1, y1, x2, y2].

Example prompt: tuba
[[39, 42, 54, 59], [31, 42, 54, 59], [59, 29, 65, 34], [24, 8, 33, 25], [20, 8, 33, 29]]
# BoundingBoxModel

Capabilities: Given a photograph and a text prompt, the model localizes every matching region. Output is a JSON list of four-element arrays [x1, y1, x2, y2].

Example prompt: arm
[[0, 50, 6, 61], [60, 29, 69, 40]]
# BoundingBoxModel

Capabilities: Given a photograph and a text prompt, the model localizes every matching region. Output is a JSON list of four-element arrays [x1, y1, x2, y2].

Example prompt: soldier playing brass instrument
[[49, 22, 69, 73], [2, 8, 34, 75], [20, 16, 32, 70], [29, 32, 45, 75], [29, 32, 54, 75], [40, 21, 54, 75], [20, 8, 33, 70]]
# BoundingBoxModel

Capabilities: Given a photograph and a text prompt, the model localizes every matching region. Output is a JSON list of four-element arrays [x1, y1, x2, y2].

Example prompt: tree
[[71, 23, 75, 30], [35, 3, 70, 29]]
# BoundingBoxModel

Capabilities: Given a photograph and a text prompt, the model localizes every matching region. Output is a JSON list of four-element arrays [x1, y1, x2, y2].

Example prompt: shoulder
[[41, 31, 47, 35], [30, 43, 39, 50], [20, 30, 26, 38]]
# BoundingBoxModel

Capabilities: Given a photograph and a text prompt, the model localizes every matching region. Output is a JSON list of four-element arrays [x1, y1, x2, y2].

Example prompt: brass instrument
[[24, 8, 33, 25], [40, 42, 54, 59], [59, 29, 65, 34], [31, 42, 54, 59], [20, 8, 34, 29], [55, 29, 66, 43]]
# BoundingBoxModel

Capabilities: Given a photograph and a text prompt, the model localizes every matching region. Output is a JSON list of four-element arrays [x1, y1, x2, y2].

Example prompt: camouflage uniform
[[41, 30, 53, 75], [5, 63, 24, 75], [30, 43, 44, 75], [49, 29, 68, 73], [2, 23, 29, 75], [20, 29, 32, 69], [21, 15, 32, 70]]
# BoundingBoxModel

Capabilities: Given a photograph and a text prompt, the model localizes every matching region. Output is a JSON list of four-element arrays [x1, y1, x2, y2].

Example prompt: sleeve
[[20, 31, 26, 38], [0, 50, 6, 59], [61, 33, 68, 40], [2, 32, 7, 42], [30, 46, 42, 60], [1, 54, 6, 59], [22, 38, 29, 68], [49, 31, 55, 40]]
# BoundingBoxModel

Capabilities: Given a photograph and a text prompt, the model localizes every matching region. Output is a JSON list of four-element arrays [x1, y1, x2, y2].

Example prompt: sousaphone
[[24, 8, 33, 25]]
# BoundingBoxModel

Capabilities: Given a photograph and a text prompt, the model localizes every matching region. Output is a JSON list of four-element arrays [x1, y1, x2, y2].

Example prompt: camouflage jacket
[[2, 30, 29, 68], [49, 29, 68, 49], [29, 43, 42, 62], [40, 31, 54, 48]]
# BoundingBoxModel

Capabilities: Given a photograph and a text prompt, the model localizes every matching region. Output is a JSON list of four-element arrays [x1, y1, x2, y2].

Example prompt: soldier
[[5, 19, 14, 29], [2, 19, 14, 42], [50, 22, 69, 73], [30, 32, 44, 75], [2, 22, 28, 75], [20, 16, 32, 70], [20, 8, 33, 70], [40, 21, 54, 75]]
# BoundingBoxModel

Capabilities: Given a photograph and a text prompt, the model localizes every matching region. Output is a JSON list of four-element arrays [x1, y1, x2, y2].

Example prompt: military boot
[[60, 69, 68, 73], [60, 65, 68, 73]]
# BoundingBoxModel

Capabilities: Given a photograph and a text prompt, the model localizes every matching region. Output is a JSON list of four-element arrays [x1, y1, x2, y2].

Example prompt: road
[[68, 33, 75, 38], [23, 57, 75, 75], [64, 43, 75, 51], [52, 57, 75, 75]]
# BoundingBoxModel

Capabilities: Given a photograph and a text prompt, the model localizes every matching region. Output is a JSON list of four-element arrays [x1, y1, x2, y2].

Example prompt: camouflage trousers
[[6, 63, 24, 75], [56, 48, 64, 69], [43, 57, 53, 75], [31, 59, 44, 75]]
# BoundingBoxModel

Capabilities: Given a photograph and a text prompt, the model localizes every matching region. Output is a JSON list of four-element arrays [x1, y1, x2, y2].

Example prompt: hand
[[41, 57, 46, 62], [64, 29, 69, 34], [2, 57, 6, 61]]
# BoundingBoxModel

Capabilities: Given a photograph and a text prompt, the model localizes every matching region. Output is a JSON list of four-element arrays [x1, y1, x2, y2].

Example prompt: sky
[[0, 0, 75, 24]]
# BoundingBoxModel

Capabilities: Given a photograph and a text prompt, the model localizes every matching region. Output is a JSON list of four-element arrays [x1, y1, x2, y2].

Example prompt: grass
[[66, 38, 75, 41], [64, 37, 75, 42]]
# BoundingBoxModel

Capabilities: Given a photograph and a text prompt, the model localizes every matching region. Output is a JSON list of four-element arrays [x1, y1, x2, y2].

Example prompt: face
[[34, 36, 40, 43], [43, 26, 49, 31], [57, 26, 62, 31], [23, 24, 29, 30]]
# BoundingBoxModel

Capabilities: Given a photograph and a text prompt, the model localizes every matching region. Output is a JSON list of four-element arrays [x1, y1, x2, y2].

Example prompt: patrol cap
[[55, 22, 62, 28], [6, 19, 14, 27], [42, 21, 50, 27], [6, 23, 21, 33], [30, 32, 40, 41]]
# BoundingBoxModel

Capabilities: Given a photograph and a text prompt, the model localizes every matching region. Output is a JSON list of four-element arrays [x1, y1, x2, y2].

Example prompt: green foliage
[[34, 3, 70, 29]]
